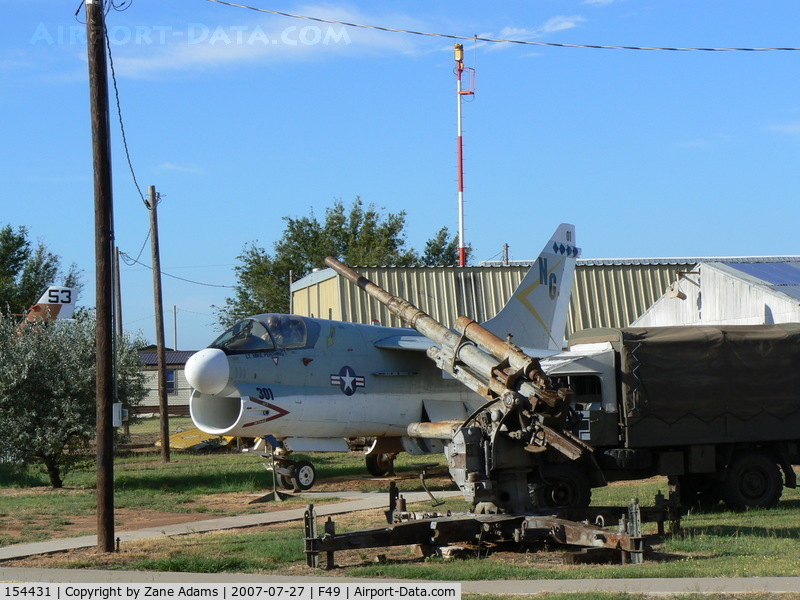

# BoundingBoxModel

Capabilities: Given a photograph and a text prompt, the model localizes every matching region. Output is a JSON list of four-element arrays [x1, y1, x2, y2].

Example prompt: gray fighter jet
[[185, 224, 579, 490]]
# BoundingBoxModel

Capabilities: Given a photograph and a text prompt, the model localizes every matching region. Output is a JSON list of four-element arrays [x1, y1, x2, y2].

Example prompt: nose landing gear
[[249, 437, 318, 498]]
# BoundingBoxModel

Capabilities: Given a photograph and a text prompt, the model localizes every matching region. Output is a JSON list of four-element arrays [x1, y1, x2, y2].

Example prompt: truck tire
[[720, 452, 782, 511], [532, 462, 592, 508]]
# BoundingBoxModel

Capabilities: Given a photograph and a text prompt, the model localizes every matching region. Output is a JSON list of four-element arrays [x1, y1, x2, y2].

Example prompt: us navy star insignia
[[330, 366, 366, 396]]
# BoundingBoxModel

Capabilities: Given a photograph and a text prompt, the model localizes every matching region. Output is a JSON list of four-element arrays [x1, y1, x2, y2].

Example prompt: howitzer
[[324, 257, 604, 514]]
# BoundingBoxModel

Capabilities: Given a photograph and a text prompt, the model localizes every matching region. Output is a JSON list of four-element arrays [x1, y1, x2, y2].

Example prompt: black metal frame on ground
[[304, 482, 680, 569]]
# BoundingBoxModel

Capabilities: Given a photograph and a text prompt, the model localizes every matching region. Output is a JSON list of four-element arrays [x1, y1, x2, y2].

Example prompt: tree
[[0, 311, 145, 487], [422, 226, 471, 266], [216, 197, 443, 327], [0, 224, 83, 316]]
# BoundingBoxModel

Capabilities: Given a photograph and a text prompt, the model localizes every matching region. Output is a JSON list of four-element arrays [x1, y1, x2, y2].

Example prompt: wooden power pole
[[85, 0, 116, 553], [148, 186, 170, 463], [114, 247, 123, 339]]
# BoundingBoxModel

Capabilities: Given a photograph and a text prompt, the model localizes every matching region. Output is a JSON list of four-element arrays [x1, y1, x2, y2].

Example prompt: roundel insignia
[[330, 365, 365, 396]]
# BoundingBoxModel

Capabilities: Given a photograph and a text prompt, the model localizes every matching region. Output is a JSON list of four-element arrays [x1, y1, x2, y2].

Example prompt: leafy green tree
[[216, 197, 444, 327], [422, 226, 471, 266], [217, 244, 286, 329], [0, 224, 83, 316], [0, 311, 145, 487]]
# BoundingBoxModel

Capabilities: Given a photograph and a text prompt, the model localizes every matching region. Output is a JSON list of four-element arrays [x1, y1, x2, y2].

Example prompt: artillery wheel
[[291, 460, 317, 491], [720, 452, 782, 511], [366, 453, 395, 477], [533, 462, 592, 508]]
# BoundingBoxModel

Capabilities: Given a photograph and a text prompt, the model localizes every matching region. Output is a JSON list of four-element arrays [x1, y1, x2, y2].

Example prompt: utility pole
[[85, 0, 115, 553], [114, 247, 123, 338], [147, 185, 170, 463], [173, 305, 177, 351]]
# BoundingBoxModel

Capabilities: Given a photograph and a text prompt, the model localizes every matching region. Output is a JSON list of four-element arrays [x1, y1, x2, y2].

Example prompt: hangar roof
[[290, 256, 800, 341], [716, 260, 800, 302]]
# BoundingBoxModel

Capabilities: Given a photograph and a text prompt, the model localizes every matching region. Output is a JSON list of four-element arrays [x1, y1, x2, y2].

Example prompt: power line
[[104, 23, 147, 206], [131, 229, 150, 264], [119, 252, 236, 288], [205, 0, 800, 52]]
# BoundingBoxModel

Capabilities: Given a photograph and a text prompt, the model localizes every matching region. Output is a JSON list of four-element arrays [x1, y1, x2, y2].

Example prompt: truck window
[[568, 375, 603, 409]]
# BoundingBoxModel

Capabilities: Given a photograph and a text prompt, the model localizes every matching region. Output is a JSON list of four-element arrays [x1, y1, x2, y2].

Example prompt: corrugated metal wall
[[293, 274, 342, 321], [568, 262, 687, 333], [291, 262, 693, 338], [337, 266, 529, 329]]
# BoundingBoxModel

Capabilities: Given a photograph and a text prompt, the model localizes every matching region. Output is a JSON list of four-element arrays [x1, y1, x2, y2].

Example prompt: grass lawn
[[2, 450, 799, 582]]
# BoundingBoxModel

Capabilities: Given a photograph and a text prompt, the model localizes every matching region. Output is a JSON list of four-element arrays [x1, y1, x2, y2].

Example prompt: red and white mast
[[455, 43, 474, 267]]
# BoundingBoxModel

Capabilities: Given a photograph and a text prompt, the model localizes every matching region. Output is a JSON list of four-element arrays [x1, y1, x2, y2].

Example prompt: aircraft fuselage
[[187, 315, 476, 441]]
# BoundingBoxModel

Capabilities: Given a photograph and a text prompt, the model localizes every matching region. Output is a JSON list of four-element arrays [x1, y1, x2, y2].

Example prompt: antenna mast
[[454, 43, 475, 267]]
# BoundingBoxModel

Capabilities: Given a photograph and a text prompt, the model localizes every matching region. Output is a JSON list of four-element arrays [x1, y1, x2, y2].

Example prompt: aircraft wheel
[[291, 460, 316, 491], [721, 451, 782, 511], [532, 462, 592, 509], [277, 474, 295, 491], [366, 453, 395, 477]]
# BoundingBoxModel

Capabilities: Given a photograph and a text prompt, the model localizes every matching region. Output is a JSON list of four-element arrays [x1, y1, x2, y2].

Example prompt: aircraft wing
[[373, 334, 435, 352]]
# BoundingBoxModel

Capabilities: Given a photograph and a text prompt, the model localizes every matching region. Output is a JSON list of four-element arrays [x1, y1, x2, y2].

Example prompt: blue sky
[[3, 1, 800, 350]]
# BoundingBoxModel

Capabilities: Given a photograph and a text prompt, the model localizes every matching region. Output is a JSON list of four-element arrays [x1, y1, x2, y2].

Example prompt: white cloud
[[766, 122, 800, 135], [497, 16, 585, 40], [106, 5, 429, 78], [158, 162, 203, 174], [482, 16, 585, 52]]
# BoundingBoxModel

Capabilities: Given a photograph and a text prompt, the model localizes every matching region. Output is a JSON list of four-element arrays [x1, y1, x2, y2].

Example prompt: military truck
[[539, 324, 800, 510]]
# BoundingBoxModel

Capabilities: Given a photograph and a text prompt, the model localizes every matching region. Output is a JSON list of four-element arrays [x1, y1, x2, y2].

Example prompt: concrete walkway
[[2, 489, 800, 594], [0, 490, 460, 562]]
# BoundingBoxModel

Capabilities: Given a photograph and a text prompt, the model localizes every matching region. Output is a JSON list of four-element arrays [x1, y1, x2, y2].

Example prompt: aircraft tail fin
[[482, 224, 579, 353], [25, 286, 77, 323]]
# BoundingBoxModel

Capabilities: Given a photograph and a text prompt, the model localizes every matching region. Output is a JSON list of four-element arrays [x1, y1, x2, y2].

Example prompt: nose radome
[[185, 348, 231, 395]]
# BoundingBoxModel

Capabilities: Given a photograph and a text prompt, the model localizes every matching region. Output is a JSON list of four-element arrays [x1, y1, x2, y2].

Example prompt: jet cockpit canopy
[[211, 314, 318, 354]]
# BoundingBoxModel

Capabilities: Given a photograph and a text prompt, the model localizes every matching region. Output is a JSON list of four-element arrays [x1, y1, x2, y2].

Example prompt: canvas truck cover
[[569, 325, 800, 447]]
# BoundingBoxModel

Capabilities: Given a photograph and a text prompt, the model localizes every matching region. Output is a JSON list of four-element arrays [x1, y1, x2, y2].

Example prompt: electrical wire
[[131, 229, 151, 264], [176, 308, 216, 317], [119, 252, 236, 288], [205, 0, 800, 52], [105, 26, 148, 207]]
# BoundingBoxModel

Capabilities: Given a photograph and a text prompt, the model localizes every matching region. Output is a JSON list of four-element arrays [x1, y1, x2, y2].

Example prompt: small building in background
[[137, 349, 197, 416], [634, 258, 800, 327]]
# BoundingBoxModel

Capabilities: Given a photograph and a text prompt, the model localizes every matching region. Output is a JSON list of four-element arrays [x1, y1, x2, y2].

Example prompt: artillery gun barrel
[[324, 256, 503, 382], [323, 257, 554, 406], [406, 420, 462, 440]]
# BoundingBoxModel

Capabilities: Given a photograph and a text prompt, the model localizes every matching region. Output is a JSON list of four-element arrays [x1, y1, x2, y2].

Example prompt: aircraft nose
[[185, 348, 231, 395]]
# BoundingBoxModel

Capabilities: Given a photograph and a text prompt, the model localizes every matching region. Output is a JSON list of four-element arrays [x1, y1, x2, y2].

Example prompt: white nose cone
[[185, 348, 231, 395]]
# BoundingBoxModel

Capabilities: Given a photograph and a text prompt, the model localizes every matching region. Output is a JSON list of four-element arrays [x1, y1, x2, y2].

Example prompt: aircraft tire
[[277, 474, 295, 491], [291, 460, 316, 491], [366, 453, 395, 477]]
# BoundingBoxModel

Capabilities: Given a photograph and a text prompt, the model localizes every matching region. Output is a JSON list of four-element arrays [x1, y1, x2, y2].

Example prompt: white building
[[635, 258, 800, 327]]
